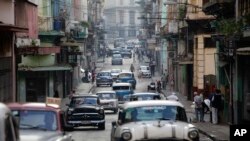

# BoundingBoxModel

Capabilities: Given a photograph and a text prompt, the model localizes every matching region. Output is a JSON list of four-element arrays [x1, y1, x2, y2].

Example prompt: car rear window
[[97, 72, 110, 76], [113, 86, 130, 90], [98, 93, 116, 99], [119, 73, 131, 78]]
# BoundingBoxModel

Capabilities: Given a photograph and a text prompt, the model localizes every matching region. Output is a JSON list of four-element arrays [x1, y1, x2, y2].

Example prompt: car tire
[[96, 84, 99, 87], [98, 122, 105, 130]]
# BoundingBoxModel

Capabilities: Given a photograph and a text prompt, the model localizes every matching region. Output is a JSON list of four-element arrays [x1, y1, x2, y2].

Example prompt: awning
[[0, 24, 28, 32], [18, 65, 72, 71], [237, 47, 250, 55]]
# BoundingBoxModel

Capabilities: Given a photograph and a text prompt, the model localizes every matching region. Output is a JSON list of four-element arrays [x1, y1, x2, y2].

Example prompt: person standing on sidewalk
[[130, 64, 135, 72], [211, 89, 222, 124], [167, 92, 179, 101], [194, 91, 204, 122]]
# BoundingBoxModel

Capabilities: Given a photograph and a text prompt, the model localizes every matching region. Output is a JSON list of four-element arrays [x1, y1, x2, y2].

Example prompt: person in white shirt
[[167, 92, 179, 101]]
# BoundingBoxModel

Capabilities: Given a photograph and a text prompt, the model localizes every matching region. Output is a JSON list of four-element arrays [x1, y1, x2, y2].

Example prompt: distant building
[[103, 0, 141, 41]]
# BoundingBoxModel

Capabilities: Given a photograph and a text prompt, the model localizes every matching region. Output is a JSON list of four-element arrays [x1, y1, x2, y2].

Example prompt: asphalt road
[[68, 50, 214, 141]]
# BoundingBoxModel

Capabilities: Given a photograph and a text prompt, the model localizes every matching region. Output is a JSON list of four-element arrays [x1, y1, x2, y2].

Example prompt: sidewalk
[[152, 73, 229, 141]]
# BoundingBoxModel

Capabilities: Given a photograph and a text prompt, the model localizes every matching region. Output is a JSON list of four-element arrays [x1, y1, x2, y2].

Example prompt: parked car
[[128, 92, 164, 101], [139, 65, 151, 78], [116, 71, 136, 89], [0, 103, 19, 141], [111, 100, 199, 141], [8, 102, 73, 141], [96, 71, 113, 87], [65, 95, 105, 130], [112, 83, 134, 105], [110, 68, 122, 80], [96, 91, 119, 113], [112, 54, 123, 65]]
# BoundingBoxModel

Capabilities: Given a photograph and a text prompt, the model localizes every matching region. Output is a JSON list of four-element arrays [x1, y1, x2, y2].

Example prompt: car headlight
[[188, 129, 199, 139], [67, 108, 74, 115], [99, 109, 104, 114], [122, 131, 132, 140]]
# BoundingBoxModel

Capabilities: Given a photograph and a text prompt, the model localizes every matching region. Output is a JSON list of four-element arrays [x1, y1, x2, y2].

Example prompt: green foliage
[[178, 5, 186, 20], [80, 21, 89, 28], [216, 18, 243, 37]]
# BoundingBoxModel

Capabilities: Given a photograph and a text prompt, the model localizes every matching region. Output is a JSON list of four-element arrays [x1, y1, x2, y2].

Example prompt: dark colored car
[[96, 71, 113, 87], [66, 95, 105, 130], [112, 54, 123, 65], [121, 49, 132, 58], [116, 71, 136, 89]]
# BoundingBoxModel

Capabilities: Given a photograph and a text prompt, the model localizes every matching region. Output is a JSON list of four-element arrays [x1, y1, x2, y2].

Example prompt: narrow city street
[[64, 53, 229, 141]]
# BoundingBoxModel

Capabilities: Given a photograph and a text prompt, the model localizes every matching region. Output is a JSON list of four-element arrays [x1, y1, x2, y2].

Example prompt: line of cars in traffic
[[0, 71, 199, 141]]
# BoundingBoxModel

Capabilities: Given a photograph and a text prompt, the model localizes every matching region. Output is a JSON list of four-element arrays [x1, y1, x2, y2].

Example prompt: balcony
[[202, 0, 234, 18], [17, 46, 60, 55]]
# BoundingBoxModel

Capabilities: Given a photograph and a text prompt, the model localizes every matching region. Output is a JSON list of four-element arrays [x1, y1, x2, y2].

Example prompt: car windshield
[[113, 54, 122, 58], [140, 66, 149, 70], [120, 105, 187, 123], [98, 93, 116, 100], [113, 86, 130, 90], [119, 73, 132, 78], [70, 97, 97, 106], [11, 110, 57, 131], [97, 72, 110, 76], [130, 94, 160, 101]]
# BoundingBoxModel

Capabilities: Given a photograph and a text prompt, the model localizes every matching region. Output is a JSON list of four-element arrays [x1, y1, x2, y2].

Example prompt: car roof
[[72, 94, 98, 98], [112, 82, 132, 86], [96, 91, 116, 94], [118, 71, 133, 74], [123, 100, 184, 109], [98, 70, 111, 73], [7, 102, 61, 111], [132, 92, 159, 96], [140, 65, 149, 67]]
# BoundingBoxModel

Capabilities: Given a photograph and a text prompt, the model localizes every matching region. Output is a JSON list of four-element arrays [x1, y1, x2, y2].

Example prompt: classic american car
[[138, 65, 151, 78], [96, 70, 113, 87], [110, 68, 122, 81], [66, 95, 105, 130], [7, 102, 73, 141], [128, 92, 163, 101], [96, 91, 119, 113], [0, 103, 19, 141], [116, 71, 136, 89], [112, 83, 134, 105], [112, 54, 123, 65], [111, 100, 199, 141]]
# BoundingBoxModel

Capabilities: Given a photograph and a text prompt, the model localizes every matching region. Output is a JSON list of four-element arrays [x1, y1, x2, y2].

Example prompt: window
[[129, 11, 135, 25], [128, 30, 136, 37], [204, 37, 216, 48], [119, 29, 125, 37], [119, 10, 124, 24]]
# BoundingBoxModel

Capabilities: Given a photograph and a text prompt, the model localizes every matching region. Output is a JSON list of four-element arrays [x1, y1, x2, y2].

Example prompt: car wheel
[[96, 84, 99, 87], [98, 122, 105, 130]]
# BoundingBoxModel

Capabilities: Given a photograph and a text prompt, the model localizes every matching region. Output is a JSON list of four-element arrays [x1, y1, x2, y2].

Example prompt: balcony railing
[[17, 46, 60, 55]]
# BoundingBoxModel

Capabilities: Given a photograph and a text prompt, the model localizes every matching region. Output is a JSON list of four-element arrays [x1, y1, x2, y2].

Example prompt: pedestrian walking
[[211, 89, 222, 124], [156, 80, 161, 93], [194, 91, 204, 122], [167, 92, 179, 101], [91, 70, 95, 84], [130, 64, 135, 72]]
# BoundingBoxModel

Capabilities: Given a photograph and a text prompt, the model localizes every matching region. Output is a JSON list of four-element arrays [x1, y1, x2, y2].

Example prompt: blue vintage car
[[116, 71, 136, 89], [112, 83, 134, 105]]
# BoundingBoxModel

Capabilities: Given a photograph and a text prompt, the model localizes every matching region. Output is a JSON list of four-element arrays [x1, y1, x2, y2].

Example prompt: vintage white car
[[96, 91, 119, 113], [0, 103, 19, 141], [111, 100, 199, 141], [139, 65, 151, 78]]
